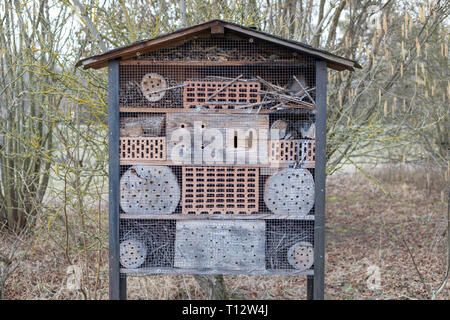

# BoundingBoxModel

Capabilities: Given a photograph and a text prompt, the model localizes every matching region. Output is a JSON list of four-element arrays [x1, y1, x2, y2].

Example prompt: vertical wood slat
[[108, 60, 126, 300], [307, 275, 314, 300], [314, 60, 327, 300]]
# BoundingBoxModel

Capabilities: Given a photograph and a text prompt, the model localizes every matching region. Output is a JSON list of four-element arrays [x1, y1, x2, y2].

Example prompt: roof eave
[[76, 20, 222, 69], [224, 24, 359, 71], [76, 20, 361, 71]]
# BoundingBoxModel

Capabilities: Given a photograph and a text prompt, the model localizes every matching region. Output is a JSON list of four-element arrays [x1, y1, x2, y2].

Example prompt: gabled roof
[[76, 19, 361, 71]]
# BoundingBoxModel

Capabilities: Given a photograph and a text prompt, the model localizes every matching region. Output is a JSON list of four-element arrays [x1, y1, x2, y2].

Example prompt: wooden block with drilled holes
[[264, 168, 315, 216], [174, 220, 265, 271], [119, 165, 180, 215], [166, 113, 268, 164]]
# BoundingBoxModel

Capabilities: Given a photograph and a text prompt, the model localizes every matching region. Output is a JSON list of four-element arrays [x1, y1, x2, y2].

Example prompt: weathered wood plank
[[119, 214, 316, 220], [118, 60, 310, 67], [174, 220, 266, 271], [119, 107, 280, 114], [108, 59, 125, 300], [120, 115, 165, 137], [120, 267, 314, 276], [166, 113, 269, 165], [314, 60, 327, 300], [119, 159, 315, 168], [166, 113, 268, 137]]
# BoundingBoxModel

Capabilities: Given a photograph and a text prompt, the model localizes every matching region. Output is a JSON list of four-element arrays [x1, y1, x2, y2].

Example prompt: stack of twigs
[[202, 75, 316, 111]]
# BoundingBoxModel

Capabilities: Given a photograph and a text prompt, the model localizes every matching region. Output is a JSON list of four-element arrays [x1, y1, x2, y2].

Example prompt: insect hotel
[[76, 20, 360, 300]]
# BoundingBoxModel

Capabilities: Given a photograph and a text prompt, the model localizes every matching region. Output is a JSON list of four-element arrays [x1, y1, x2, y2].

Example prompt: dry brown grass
[[325, 169, 448, 299], [1, 168, 448, 300]]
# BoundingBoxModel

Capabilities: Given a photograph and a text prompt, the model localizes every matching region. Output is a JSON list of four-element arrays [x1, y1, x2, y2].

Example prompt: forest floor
[[1, 168, 448, 300]]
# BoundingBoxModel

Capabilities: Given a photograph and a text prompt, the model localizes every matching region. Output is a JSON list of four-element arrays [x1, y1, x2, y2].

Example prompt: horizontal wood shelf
[[119, 59, 310, 67], [120, 267, 314, 276], [119, 107, 283, 114], [119, 159, 315, 168], [120, 213, 315, 221]]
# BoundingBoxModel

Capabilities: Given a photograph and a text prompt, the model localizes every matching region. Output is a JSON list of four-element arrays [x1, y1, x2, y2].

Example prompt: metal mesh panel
[[119, 219, 176, 269], [266, 220, 314, 270], [133, 37, 308, 62], [117, 32, 317, 275], [118, 65, 315, 110]]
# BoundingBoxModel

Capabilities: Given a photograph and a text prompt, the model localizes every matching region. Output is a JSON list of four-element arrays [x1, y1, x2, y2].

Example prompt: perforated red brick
[[183, 80, 261, 109], [269, 139, 315, 163], [182, 166, 259, 215], [120, 137, 166, 161]]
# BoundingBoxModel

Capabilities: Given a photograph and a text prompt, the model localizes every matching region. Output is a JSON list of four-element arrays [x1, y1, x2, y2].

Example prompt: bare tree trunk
[[287, 0, 296, 38], [325, 0, 347, 48], [312, 0, 326, 47], [180, 0, 187, 26], [194, 275, 229, 300]]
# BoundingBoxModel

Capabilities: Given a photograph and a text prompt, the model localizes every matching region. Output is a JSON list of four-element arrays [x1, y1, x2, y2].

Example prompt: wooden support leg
[[120, 275, 127, 300], [306, 275, 314, 300]]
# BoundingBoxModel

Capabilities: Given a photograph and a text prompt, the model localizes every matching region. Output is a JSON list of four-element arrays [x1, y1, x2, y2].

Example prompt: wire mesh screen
[[133, 37, 307, 62], [117, 32, 317, 275], [266, 220, 314, 271], [119, 65, 315, 110], [119, 219, 175, 269]]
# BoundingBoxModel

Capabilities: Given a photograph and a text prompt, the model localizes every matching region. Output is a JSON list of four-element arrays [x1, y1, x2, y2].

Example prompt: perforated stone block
[[269, 139, 315, 163], [182, 166, 259, 215], [183, 80, 261, 109], [120, 137, 166, 161]]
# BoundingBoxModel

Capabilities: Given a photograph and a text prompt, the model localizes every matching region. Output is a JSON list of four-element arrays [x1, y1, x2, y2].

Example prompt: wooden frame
[[97, 21, 351, 301], [313, 60, 327, 300], [108, 57, 327, 301], [108, 60, 127, 300]]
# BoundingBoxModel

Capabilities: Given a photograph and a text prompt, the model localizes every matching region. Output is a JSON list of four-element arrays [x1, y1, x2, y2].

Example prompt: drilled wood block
[[264, 168, 315, 216], [166, 113, 268, 138], [120, 137, 166, 161], [120, 239, 147, 269], [120, 166, 180, 215], [174, 220, 265, 271], [183, 80, 261, 109], [141, 73, 167, 102], [287, 242, 314, 271], [166, 113, 268, 164], [269, 139, 315, 163], [182, 166, 259, 215]]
